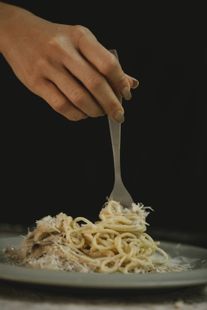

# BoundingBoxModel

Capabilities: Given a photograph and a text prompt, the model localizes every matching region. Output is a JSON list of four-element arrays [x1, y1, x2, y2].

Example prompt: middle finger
[[62, 49, 125, 122], [47, 64, 104, 118]]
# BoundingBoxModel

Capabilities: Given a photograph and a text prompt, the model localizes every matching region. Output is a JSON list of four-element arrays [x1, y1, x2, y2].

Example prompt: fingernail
[[131, 78, 139, 89], [122, 87, 132, 100], [114, 110, 125, 123]]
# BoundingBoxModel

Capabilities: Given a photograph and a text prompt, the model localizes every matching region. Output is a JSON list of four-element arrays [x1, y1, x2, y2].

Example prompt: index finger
[[76, 27, 132, 100]]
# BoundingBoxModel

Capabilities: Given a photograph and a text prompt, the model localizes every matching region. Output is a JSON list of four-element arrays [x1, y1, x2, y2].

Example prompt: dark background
[[0, 1, 206, 239]]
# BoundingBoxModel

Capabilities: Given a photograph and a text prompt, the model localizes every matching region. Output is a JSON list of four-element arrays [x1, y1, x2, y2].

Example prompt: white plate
[[0, 236, 207, 290]]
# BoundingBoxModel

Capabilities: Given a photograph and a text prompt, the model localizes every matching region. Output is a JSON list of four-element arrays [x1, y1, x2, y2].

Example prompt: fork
[[108, 50, 134, 208]]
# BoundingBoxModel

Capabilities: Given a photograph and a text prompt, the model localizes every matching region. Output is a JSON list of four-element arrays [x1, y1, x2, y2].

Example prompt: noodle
[[5, 200, 185, 273]]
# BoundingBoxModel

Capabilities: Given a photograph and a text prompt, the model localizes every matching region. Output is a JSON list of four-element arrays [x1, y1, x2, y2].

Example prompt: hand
[[0, 3, 139, 122]]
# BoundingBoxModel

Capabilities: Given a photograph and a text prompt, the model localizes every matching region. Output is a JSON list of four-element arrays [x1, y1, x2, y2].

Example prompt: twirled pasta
[[6, 200, 184, 273]]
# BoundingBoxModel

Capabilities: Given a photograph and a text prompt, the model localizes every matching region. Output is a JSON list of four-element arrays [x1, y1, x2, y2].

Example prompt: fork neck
[[108, 118, 123, 184]]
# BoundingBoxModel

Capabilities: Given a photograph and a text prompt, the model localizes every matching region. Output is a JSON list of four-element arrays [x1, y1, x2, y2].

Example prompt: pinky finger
[[37, 79, 88, 121]]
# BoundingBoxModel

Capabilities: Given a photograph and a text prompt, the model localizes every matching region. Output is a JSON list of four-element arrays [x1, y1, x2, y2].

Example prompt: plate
[[0, 236, 207, 290]]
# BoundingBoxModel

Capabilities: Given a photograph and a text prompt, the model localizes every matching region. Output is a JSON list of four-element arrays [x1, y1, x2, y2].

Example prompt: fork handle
[[108, 49, 122, 184], [108, 116, 122, 183]]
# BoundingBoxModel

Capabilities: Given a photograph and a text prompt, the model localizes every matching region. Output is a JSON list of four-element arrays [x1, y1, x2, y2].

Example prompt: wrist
[[0, 3, 32, 54]]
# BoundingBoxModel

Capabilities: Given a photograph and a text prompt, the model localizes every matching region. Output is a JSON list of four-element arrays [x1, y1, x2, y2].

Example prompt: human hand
[[0, 3, 139, 122]]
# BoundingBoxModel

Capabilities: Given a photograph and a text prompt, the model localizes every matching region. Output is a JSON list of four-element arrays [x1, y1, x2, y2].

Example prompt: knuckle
[[87, 76, 103, 92], [118, 74, 128, 88], [47, 35, 67, 55], [47, 35, 61, 48], [89, 108, 104, 118], [120, 73, 128, 82], [90, 112, 102, 118], [30, 58, 49, 87], [73, 25, 91, 37], [73, 25, 93, 46], [51, 98, 67, 113], [70, 89, 85, 107], [48, 35, 75, 63], [35, 57, 48, 70], [101, 54, 118, 75], [68, 112, 85, 121], [27, 76, 39, 91], [89, 111, 98, 118]]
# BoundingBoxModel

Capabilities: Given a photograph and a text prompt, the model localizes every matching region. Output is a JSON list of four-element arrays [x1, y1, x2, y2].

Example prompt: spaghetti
[[6, 200, 184, 273]]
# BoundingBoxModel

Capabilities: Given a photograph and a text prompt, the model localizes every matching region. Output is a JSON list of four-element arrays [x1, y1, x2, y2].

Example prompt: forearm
[[0, 2, 31, 54]]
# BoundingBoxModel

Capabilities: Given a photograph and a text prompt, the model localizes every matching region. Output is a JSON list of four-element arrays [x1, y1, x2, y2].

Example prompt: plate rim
[[0, 236, 207, 289]]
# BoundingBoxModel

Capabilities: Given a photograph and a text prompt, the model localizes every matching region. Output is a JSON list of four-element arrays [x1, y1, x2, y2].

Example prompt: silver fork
[[108, 109, 134, 208], [108, 50, 134, 208]]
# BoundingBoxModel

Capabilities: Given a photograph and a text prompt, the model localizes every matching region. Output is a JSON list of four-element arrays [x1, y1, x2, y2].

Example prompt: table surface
[[1, 230, 207, 310], [0, 282, 207, 310]]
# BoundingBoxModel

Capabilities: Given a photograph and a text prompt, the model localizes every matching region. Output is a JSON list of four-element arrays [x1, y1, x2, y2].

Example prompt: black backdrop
[[0, 1, 206, 235]]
